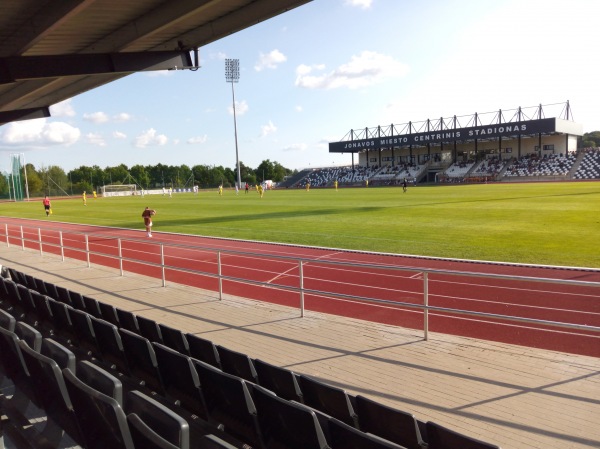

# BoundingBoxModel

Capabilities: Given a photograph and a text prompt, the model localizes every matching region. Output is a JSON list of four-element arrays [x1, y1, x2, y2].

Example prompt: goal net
[[101, 184, 137, 197]]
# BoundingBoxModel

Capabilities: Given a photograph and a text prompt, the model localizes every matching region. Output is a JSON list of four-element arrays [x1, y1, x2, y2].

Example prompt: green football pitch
[[1, 182, 599, 268]]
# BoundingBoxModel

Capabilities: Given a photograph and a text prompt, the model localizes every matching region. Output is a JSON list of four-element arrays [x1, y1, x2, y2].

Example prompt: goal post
[[101, 184, 137, 197]]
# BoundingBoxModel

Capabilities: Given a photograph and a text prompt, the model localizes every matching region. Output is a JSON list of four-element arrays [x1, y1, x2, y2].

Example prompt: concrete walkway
[[1, 245, 599, 449]]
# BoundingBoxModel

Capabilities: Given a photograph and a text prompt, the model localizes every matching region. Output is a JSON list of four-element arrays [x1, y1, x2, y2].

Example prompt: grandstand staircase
[[278, 169, 311, 188], [567, 151, 586, 178]]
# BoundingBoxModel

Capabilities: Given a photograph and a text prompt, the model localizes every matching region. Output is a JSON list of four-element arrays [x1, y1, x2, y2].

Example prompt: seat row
[[0, 266, 501, 449]]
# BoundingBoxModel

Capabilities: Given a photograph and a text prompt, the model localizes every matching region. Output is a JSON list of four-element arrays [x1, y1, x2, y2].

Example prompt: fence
[[1, 221, 600, 348]]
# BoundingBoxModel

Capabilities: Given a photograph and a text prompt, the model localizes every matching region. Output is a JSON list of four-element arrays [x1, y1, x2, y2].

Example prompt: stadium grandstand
[[298, 101, 598, 187]]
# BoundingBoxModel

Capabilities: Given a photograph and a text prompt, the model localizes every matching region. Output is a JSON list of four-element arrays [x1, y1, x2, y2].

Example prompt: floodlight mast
[[225, 59, 242, 190]]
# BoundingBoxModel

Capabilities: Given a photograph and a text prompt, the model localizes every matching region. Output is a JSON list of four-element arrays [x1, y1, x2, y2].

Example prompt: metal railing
[[2, 222, 600, 343]]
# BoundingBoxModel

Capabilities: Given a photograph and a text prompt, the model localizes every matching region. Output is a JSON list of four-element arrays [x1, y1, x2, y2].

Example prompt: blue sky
[[1, 0, 599, 173]]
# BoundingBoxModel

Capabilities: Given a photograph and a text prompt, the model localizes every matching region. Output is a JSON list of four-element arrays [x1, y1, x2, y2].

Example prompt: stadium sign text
[[329, 118, 556, 153]]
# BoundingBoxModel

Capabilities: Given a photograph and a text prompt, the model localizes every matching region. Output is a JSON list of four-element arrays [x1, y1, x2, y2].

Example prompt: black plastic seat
[[42, 280, 59, 301], [152, 342, 206, 419], [0, 327, 35, 416], [98, 301, 121, 326], [18, 340, 85, 447], [137, 315, 164, 343], [91, 317, 130, 375], [69, 308, 99, 358], [216, 344, 258, 384], [298, 374, 358, 427], [16, 284, 39, 326], [355, 395, 426, 449], [41, 338, 77, 372], [119, 328, 166, 395], [192, 359, 261, 448], [328, 417, 406, 449], [116, 308, 139, 333], [55, 285, 74, 306], [1, 278, 25, 317], [68, 291, 86, 311], [0, 308, 16, 331], [426, 421, 500, 449], [47, 299, 77, 345], [76, 360, 124, 405], [159, 323, 191, 355], [187, 333, 221, 369], [15, 320, 42, 352], [254, 358, 303, 403], [126, 390, 190, 449], [82, 295, 102, 319], [252, 383, 329, 449], [62, 367, 135, 449], [29, 290, 55, 336]]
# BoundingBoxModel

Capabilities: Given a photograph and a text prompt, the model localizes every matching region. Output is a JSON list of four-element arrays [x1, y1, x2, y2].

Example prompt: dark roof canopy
[[0, 0, 311, 127]]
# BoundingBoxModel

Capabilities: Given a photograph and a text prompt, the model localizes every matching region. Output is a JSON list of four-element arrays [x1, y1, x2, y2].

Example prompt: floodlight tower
[[225, 59, 242, 190]]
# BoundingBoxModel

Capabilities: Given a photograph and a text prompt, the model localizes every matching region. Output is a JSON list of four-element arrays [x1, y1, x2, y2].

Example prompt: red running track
[[2, 217, 600, 357]]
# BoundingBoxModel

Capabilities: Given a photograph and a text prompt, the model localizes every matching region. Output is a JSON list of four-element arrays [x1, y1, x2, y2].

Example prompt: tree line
[[0, 159, 295, 198]]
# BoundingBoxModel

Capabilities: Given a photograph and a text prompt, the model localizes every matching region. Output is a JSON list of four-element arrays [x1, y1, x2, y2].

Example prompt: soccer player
[[82, 191, 87, 206], [306, 181, 310, 192], [42, 195, 51, 216], [93, 190, 97, 199], [258, 184, 264, 198], [141, 206, 156, 237], [334, 180, 338, 191], [218, 184, 223, 196], [245, 182, 249, 194], [403, 178, 408, 193]]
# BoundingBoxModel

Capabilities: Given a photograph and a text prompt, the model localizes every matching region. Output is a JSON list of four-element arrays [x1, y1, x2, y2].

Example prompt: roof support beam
[[0, 107, 50, 123], [0, 0, 96, 56], [0, 51, 193, 84]]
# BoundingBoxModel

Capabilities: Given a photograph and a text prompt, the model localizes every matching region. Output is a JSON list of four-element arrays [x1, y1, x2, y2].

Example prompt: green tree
[[238, 161, 256, 185], [0, 173, 9, 198], [255, 159, 276, 182], [130, 165, 150, 189], [105, 164, 129, 185], [24, 163, 43, 197]]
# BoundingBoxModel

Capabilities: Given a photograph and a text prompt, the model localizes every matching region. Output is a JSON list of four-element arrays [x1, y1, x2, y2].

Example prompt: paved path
[[1, 246, 599, 449]]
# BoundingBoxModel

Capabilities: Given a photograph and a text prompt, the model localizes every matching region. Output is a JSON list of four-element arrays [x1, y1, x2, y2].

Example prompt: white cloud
[[50, 99, 76, 117], [0, 118, 80, 147], [295, 51, 408, 90], [86, 132, 106, 147], [134, 128, 168, 148], [187, 135, 208, 144], [345, 0, 373, 9], [260, 121, 277, 137], [113, 113, 132, 122], [254, 49, 287, 71], [112, 131, 127, 139], [282, 143, 307, 152], [228, 100, 248, 116], [83, 111, 109, 124]]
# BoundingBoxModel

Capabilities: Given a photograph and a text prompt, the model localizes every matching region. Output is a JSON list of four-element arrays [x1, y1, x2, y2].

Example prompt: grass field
[[1, 181, 599, 268]]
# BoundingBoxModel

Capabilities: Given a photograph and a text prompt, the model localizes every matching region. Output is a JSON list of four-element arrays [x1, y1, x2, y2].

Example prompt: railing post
[[218, 251, 223, 300], [59, 231, 65, 261], [21, 225, 24, 250], [38, 228, 43, 256], [299, 260, 305, 317], [423, 271, 429, 341], [5, 224, 9, 248], [118, 238, 123, 276], [85, 234, 90, 268], [160, 244, 166, 287]]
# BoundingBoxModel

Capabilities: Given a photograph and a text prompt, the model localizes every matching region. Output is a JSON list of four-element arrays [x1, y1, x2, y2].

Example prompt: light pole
[[225, 58, 242, 190]]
